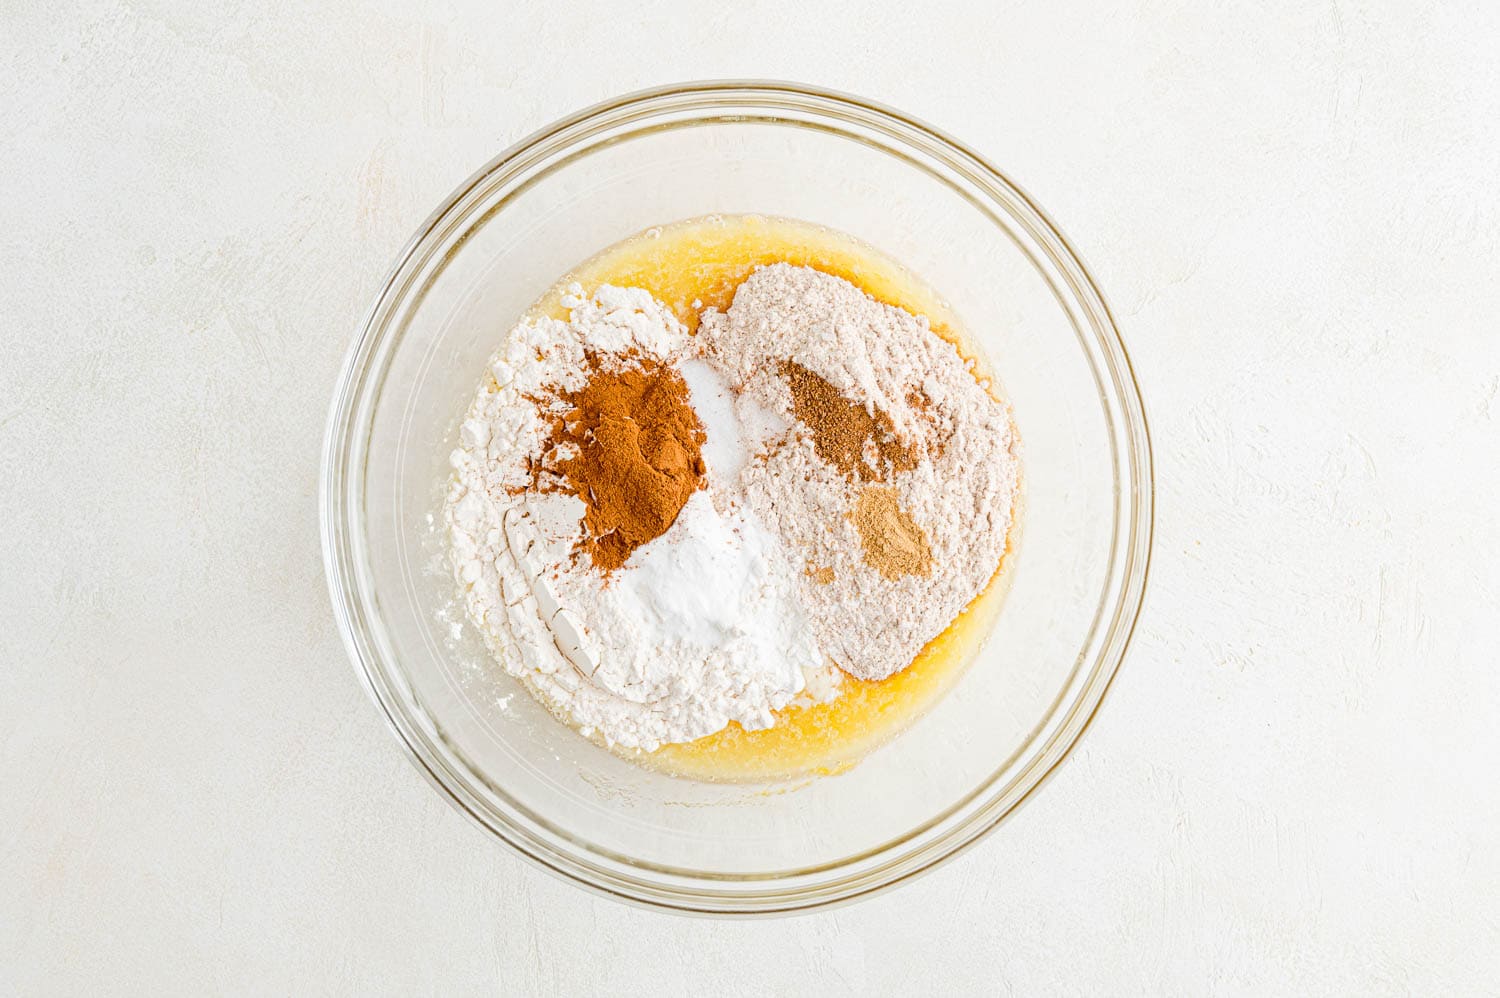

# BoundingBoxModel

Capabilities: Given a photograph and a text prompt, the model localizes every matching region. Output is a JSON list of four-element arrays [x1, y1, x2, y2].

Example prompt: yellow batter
[[528, 214, 1016, 782]]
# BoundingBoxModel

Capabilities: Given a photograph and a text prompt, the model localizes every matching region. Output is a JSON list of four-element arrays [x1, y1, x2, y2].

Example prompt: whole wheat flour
[[696, 264, 1018, 681]]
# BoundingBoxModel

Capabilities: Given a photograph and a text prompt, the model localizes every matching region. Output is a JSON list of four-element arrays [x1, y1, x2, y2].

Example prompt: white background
[[3, 1, 1498, 994]]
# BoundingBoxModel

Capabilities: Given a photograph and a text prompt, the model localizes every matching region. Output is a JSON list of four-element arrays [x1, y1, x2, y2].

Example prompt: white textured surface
[[3, 2, 1497, 993]]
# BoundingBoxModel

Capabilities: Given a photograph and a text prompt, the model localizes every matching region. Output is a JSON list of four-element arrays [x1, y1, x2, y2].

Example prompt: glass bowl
[[320, 82, 1152, 914]]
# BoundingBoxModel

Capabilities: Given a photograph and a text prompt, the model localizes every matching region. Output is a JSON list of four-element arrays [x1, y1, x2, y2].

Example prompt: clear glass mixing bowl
[[321, 82, 1152, 914]]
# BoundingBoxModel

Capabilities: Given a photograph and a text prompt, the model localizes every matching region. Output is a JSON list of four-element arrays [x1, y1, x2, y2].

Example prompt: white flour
[[445, 284, 830, 751]]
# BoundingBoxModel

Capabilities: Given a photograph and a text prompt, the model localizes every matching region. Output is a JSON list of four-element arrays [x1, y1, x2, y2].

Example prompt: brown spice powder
[[536, 352, 705, 572], [779, 360, 918, 482], [906, 386, 949, 460], [851, 485, 933, 581]]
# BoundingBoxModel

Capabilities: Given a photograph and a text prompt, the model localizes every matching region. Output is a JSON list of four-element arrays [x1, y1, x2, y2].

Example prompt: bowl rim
[[321, 79, 1154, 915]]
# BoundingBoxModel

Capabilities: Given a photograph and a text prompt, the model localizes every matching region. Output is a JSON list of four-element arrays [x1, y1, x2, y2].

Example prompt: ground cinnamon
[[537, 352, 705, 572]]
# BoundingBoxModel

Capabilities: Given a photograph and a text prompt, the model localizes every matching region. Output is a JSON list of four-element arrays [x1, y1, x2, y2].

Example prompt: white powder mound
[[445, 284, 832, 751], [696, 264, 1019, 681]]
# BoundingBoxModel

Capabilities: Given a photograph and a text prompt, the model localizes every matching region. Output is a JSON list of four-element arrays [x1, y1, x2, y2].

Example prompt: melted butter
[[530, 214, 1015, 782]]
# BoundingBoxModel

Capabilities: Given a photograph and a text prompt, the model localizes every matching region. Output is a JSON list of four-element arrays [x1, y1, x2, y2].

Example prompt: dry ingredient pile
[[446, 266, 1017, 751]]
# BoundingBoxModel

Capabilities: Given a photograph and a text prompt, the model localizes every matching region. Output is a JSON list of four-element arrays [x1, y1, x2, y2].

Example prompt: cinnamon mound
[[539, 352, 706, 572]]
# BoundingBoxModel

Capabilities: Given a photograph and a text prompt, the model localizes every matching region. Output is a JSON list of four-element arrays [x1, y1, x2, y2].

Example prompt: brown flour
[[851, 486, 933, 580], [698, 264, 1018, 682], [536, 351, 706, 572]]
